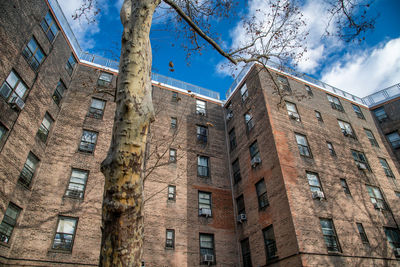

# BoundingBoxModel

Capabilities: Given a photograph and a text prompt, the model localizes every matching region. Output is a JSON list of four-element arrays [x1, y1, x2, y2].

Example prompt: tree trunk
[[99, 0, 159, 266]]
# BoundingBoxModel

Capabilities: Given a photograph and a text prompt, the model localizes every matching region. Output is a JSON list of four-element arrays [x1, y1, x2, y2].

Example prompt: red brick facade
[[0, 0, 399, 267]]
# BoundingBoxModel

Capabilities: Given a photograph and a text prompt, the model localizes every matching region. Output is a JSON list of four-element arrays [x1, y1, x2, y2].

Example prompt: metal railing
[[226, 62, 367, 106], [362, 83, 400, 107], [48, 0, 82, 56]]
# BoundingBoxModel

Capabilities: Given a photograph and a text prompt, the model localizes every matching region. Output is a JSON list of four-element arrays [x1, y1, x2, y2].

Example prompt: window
[[165, 229, 175, 249], [327, 94, 344, 112], [315, 110, 323, 122], [285, 101, 300, 121], [65, 53, 77, 76], [373, 107, 388, 122], [338, 120, 356, 139], [198, 191, 211, 216], [22, 37, 45, 71], [340, 179, 351, 195], [384, 227, 400, 252], [232, 159, 241, 183], [364, 129, 379, 147], [197, 125, 208, 143], [197, 156, 209, 177], [97, 72, 113, 87], [0, 203, 21, 244], [236, 195, 245, 216], [199, 234, 215, 263], [277, 75, 291, 91], [0, 123, 7, 143], [366, 185, 387, 210], [386, 132, 400, 149], [87, 98, 106, 119], [37, 112, 53, 142], [52, 217, 77, 251], [40, 12, 59, 42], [306, 172, 324, 195], [196, 99, 206, 115], [263, 225, 277, 260], [379, 158, 395, 178], [18, 152, 39, 187], [169, 149, 176, 162], [170, 117, 177, 129], [352, 104, 365, 119], [78, 130, 98, 153], [226, 102, 233, 121], [396, 191, 400, 199], [356, 223, 369, 244], [244, 112, 254, 132], [249, 141, 261, 166], [255, 179, 268, 209], [305, 85, 313, 96], [295, 133, 311, 157], [171, 92, 178, 102], [52, 80, 66, 105], [229, 129, 237, 151], [65, 169, 88, 199], [351, 150, 371, 171], [319, 218, 341, 252], [327, 142, 336, 156], [168, 185, 176, 201], [240, 84, 248, 102], [241, 238, 253, 267], [0, 70, 28, 102]]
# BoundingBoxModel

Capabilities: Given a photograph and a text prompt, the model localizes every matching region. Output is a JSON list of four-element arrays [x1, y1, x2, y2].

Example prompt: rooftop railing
[[362, 83, 400, 108], [226, 61, 366, 106], [151, 73, 220, 100]]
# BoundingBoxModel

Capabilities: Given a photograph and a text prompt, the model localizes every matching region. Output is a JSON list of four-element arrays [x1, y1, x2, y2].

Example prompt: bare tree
[[324, 0, 376, 42], [72, 0, 376, 266]]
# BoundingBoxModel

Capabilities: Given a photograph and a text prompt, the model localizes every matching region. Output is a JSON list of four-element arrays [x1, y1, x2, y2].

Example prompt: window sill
[[327, 251, 342, 255], [63, 195, 84, 201], [77, 150, 94, 155], [48, 249, 72, 254], [165, 247, 174, 250]]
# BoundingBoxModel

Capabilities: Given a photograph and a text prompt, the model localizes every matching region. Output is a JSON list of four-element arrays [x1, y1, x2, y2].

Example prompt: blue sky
[[59, 0, 400, 100]]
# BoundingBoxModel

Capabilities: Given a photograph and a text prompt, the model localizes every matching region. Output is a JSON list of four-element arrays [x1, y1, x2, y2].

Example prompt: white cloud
[[320, 38, 400, 97], [58, 0, 109, 50]]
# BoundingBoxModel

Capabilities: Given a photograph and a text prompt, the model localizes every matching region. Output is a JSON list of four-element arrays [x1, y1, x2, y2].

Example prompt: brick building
[[0, 0, 399, 266]]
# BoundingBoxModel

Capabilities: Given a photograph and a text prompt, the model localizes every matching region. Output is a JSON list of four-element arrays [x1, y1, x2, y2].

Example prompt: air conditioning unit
[[202, 254, 214, 263], [289, 113, 300, 121], [251, 157, 261, 167], [10, 96, 25, 110], [394, 248, 400, 257], [312, 191, 325, 200], [373, 202, 384, 210], [200, 208, 212, 217], [197, 110, 206, 116], [237, 213, 247, 223], [226, 112, 233, 120], [357, 162, 367, 170]]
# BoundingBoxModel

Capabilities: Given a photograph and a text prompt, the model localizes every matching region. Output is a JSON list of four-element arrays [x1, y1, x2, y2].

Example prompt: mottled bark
[[99, 0, 159, 266]]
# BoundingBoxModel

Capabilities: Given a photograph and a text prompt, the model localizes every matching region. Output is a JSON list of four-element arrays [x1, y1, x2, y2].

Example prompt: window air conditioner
[[312, 191, 325, 200], [200, 208, 212, 217], [251, 157, 261, 167], [373, 202, 384, 210], [289, 113, 300, 121], [226, 112, 233, 120], [203, 254, 214, 263], [357, 162, 367, 170], [237, 213, 247, 223], [10, 96, 25, 110]]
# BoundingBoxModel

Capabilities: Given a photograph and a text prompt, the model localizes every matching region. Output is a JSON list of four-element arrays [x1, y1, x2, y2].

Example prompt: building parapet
[[226, 62, 367, 107]]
